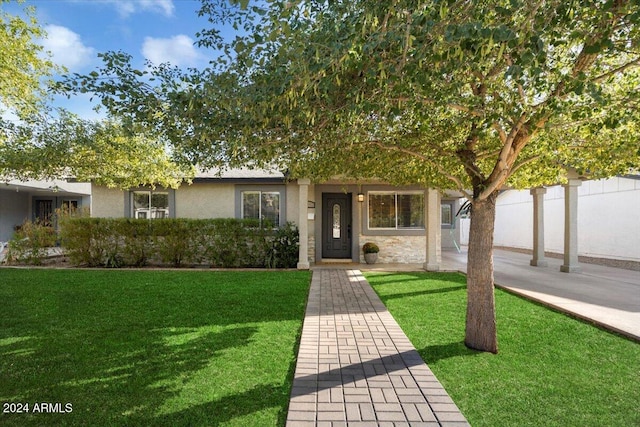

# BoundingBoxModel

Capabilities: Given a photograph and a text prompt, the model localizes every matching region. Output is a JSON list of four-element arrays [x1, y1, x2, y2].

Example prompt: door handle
[[347, 224, 352, 239]]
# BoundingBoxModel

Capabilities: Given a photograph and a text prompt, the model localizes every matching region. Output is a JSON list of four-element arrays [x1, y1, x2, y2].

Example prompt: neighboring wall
[[0, 190, 29, 242], [491, 176, 640, 262]]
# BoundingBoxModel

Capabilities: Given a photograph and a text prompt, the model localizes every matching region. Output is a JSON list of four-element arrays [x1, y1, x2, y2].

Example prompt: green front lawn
[[0, 269, 310, 427], [366, 272, 640, 427]]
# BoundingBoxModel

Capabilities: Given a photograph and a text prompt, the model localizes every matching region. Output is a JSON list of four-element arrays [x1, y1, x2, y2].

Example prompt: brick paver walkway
[[286, 269, 469, 427]]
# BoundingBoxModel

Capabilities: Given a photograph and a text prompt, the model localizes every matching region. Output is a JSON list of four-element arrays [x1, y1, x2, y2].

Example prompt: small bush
[[362, 242, 379, 254], [4, 220, 57, 265]]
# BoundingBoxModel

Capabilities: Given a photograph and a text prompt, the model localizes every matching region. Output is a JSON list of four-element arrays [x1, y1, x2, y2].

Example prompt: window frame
[[240, 190, 281, 226], [367, 190, 425, 231], [127, 189, 174, 219], [235, 185, 286, 227], [60, 199, 79, 215]]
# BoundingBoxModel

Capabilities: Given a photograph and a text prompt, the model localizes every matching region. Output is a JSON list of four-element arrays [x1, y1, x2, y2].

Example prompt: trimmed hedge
[[59, 217, 300, 268]]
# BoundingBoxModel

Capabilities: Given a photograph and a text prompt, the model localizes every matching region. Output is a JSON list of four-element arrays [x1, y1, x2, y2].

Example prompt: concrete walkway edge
[[440, 249, 640, 343]]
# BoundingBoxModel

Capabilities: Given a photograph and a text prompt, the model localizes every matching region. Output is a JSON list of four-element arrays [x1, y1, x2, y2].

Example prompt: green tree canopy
[[0, 0, 55, 117], [0, 112, 194, 188], [64, 0, 640, 352]]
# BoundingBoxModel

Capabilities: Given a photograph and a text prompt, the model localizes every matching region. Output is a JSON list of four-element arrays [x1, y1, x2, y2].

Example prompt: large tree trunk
[[465, 193, 498, 353]]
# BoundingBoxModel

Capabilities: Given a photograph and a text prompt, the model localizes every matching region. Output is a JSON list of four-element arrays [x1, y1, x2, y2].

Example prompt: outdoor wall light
[[357, 193, 365, 202]]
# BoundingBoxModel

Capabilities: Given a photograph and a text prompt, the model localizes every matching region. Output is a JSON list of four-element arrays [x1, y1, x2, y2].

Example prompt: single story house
[[90, 168, 465, 269], [0, 179, 91, 243]]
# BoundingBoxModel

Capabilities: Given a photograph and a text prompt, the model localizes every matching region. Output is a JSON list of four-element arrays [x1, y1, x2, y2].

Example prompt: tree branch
[[492, 122, 507, 144], [476, 147, 502, 160], [591, 56, 640, 83], [510, 154, 543, 176], [400, 11, 412, 69], [368, 140, 472, 198], [504, 54, 526, 104], [478, 114, 529, 200]]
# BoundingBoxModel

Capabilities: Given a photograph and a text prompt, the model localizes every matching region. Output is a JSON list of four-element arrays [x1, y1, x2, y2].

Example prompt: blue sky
[[5, 0, 226, 119]]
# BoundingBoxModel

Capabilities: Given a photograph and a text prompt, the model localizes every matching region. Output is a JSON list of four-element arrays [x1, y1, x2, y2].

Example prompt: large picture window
[[241, 191, 280, 225], [368, 192, 424, 229], [132, 191, 169, 219]]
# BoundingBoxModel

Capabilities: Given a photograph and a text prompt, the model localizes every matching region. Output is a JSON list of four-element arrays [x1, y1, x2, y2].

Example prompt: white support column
[[423, 188, 441, 271], [530, 187, 548, 267], [560, 179, 582, 273], [297, 179, 311, 270]]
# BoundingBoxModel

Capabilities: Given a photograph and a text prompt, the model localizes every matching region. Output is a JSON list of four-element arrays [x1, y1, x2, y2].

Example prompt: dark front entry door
[[322, 193, 352, 259]]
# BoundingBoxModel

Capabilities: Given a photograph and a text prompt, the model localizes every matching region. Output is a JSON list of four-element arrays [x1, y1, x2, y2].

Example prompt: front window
[[242, 191, 280, 226], [58, 200, 80, 219], [133, 191, 169, 219], [368, 192, 424, 229], [61, 200, 79, 214]]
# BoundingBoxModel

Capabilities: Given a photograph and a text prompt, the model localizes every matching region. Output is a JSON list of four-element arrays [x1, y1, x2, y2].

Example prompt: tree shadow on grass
[[417, 341, 481, 364], [0, 270, 310, 427], [365, 272, 467, 287], [1, 326, 263, 426], [141, 383, 291, 427], [378, 285, 467, 301]]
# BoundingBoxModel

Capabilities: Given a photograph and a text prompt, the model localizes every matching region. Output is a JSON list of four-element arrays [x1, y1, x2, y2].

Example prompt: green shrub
[[153, 219, 190, 267], [59, 217, 114, 267], [59, 217, 300, 268], [203, 219, 270, 268], [120, 219, 152, 267], [362, 242, 379, 254], [4, 220, 57, 265], [269, 222, 300, 268]]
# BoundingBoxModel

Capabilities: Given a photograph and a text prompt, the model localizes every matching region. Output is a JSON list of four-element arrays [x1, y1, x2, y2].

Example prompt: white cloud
[[108, 0, 175, 18], [1, 107, 20, 124], [142, 35, 203, 67], [42, 25, 96, 71]]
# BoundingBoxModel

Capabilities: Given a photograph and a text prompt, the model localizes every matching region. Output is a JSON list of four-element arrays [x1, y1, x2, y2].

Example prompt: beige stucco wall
[[175, 183, 235, 218], [93, 181, 293, 221], [91, 185, 124, 218], [304, 184, 317, 264]]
